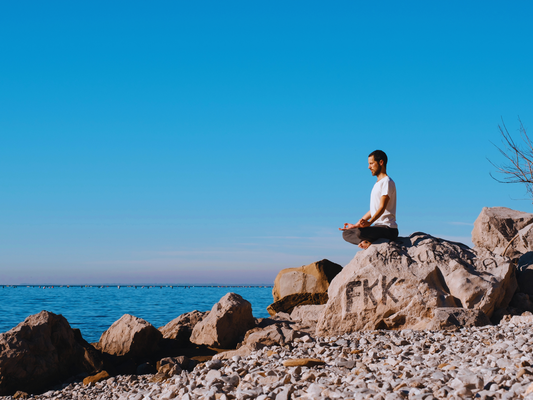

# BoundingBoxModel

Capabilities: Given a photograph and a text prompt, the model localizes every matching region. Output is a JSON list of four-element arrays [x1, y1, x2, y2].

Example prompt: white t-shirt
[[370, 176, 397, 229]]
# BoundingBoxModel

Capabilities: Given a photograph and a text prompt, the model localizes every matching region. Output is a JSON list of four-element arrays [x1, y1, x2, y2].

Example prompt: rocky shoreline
[[3, 315, 533, 400], [1, 206, 533, 399]]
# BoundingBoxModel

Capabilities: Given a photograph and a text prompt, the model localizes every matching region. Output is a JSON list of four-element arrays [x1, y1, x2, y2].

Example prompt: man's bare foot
[[358, 240, 371, 249]]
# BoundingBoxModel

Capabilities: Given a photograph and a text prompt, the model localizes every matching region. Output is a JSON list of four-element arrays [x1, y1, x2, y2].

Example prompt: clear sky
[[1, 1, 532, 285]]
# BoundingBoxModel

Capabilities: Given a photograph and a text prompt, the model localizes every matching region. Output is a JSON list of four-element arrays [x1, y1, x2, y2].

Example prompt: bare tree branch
[[489, 118, 533, 202]]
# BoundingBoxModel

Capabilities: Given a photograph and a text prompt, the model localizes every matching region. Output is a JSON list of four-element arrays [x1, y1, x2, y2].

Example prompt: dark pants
[[343, 226, 399, 245]]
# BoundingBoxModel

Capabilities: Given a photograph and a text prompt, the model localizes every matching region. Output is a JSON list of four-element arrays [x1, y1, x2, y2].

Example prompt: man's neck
[[376, 170, 388, 181]]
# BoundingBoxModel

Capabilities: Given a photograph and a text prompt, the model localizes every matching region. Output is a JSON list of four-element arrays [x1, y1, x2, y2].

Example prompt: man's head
[[368, 150, 388, 177]]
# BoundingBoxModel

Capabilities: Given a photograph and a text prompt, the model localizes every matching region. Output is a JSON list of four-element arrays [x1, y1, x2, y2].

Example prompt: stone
[[317, 233, 517, 335], [98, 314, 162, 358], [290, 304, 326, 326], [83, 370, 110, 385], [0, 311, 99, 396], [158, 310, 208, 346], [190, 293, 255, 348], [157, 356, 191, 370], [282, 358, 326, 367], [12, 391, 29, 399], [426, 308, 492, 330], [472, 207, 533, 258], [267, 292, 329, 316], [272, 259, 343, 302]]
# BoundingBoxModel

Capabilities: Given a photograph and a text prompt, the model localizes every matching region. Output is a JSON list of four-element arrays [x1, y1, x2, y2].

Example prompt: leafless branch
[[489, 118, 533, 202]]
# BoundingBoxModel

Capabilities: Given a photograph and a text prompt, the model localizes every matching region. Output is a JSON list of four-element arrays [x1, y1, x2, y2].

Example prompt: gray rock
[[317, 233, 517, 335], [190, 293, 255, 348], [472, 207, 533, 258], [99, 314, 162, 358]]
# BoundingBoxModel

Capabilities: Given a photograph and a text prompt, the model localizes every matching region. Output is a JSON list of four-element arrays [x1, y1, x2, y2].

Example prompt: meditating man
[[339, 150, 398, 249]]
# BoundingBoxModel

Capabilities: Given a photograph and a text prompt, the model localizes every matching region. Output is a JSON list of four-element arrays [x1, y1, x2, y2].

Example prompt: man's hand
[[339, 219, 370, 231], [339, 223, 356, 231], [357, 219, 371, 228]]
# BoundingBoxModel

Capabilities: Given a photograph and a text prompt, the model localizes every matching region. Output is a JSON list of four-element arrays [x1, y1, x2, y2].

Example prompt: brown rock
[[426, 308, 491, 330], [98, 314, 162, 358], [156, 355, 191, 370], [282, 358, 325, 367], [158, 310, 208, 346], [472, 207, 533, 258], [190, 293, 255, 348], [272, 259, 342, 302], [316, 233, 517, 335], [13, 392, 29, 399], [83, 370, 110, 385], [0, 311, 98, 396], [267, 293, 328, 316], [150, 361, 182, 383]]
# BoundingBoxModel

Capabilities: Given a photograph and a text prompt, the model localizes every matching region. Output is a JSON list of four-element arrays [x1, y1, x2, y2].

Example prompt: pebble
[[4, 319, 533, 399]]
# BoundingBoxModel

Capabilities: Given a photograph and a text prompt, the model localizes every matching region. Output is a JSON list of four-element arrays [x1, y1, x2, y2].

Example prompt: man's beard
[[373, 165, 382, 176]]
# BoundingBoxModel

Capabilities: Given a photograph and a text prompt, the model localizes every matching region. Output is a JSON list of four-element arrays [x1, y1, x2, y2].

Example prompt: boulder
[[290, 305, 325, 326], [472, 207, 533, 258], [0, 311, 98, 396], [272, 259, 342, 302], [158, 310, 208, 346], [316, 233, 517, 335], [98, 314, 162, 359], [267, 292, 328, 316], [190, 293, 255, 348]]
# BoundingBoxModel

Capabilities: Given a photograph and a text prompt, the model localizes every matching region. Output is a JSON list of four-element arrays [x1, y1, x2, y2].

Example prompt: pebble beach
[[6, 317, 533, 400]]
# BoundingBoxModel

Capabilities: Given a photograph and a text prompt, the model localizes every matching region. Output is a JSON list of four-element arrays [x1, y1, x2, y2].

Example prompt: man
[[339, 150, 398, 249]]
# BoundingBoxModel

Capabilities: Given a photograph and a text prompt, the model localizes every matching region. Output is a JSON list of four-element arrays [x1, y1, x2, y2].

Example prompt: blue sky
[[1, 1, 532, 285]]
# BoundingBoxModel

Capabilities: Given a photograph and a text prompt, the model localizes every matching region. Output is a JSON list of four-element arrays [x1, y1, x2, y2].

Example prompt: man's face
[[368, 156, 382, 176]]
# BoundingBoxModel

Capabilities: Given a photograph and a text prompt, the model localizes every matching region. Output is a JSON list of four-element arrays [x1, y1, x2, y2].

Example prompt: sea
[[0, 285, 273, 343]]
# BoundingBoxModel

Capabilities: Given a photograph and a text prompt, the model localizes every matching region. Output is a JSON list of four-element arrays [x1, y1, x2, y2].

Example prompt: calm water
[[0, 285, 273, 343]]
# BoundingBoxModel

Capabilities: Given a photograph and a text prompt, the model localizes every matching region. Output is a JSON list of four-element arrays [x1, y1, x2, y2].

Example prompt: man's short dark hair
[[369, 150, 388, 166]]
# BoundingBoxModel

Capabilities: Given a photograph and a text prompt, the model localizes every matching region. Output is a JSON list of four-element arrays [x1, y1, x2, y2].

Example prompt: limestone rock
[[272, 259, 342, 302], [158, 310, 208, 346], [190, 293, 255, 348], [426, 308, 491, 330], [317, 233, 517, 335], [0, 311, 96, 396], [290, 305, 326, 326], [98, 314, 162, 358], [472, 207, 533, 258], [267, 292, 328, 316]]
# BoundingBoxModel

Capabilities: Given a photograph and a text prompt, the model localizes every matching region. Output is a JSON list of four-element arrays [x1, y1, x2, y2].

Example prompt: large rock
[[272, 259, 342, 302], [159, 310, 208, 346], [0, 311, 99, 396], [190, 293, 255, 348], [317, 233, 517, 335], [99, 314, 162, 358], [472, 207, 533, 258], [267, 292, 328, 315]]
